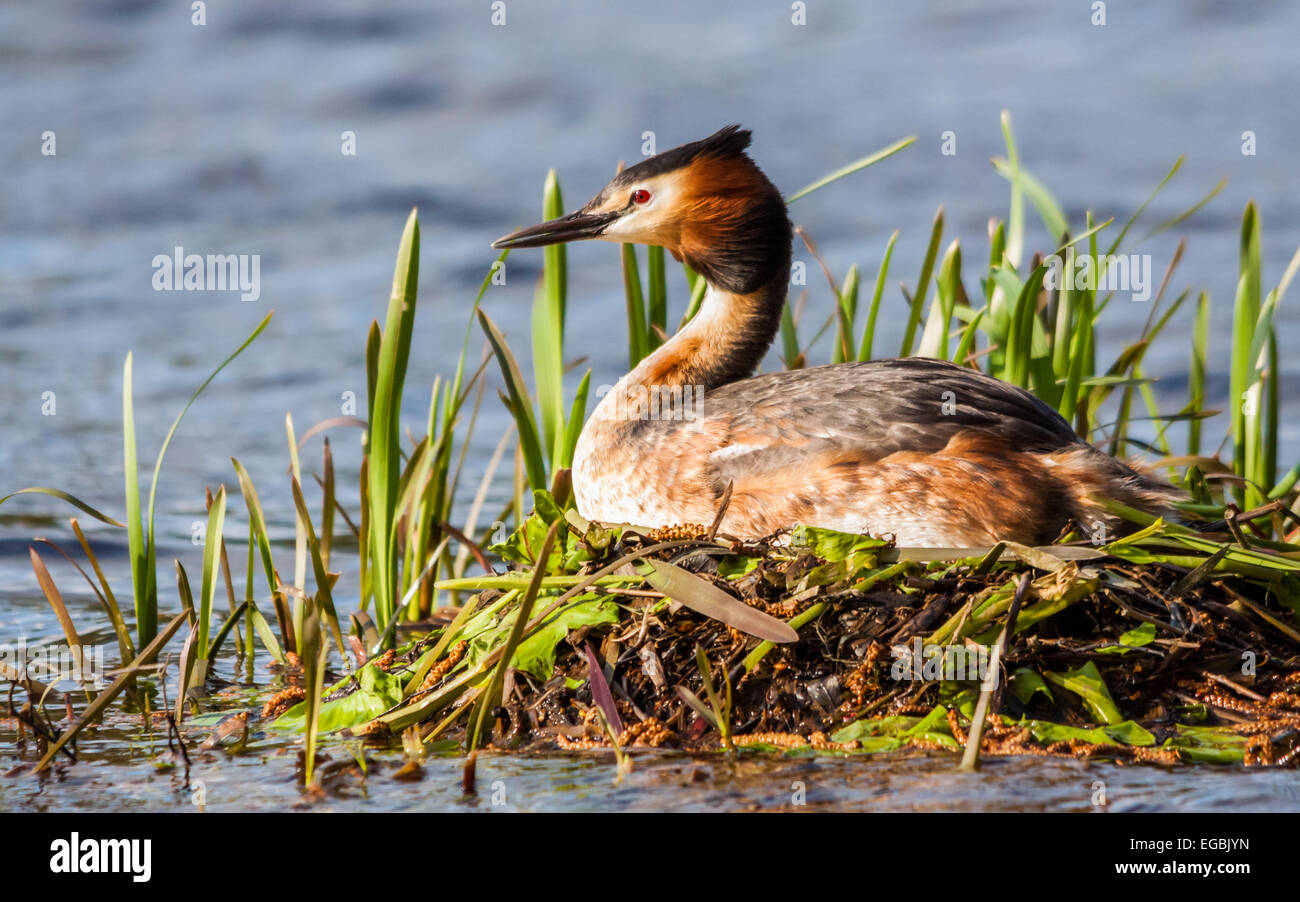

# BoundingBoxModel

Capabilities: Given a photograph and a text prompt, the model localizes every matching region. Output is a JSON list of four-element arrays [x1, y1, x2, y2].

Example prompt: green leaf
[[831, 706, 959, 752], [991, 156, 1068, 243], [0, 487, 126, 528], [1009, 668, 1054, 705], [786, 134, 916, 203], [1162, 725, 1247, 764], [511, 598, 619, 680], [366, 209, 420, 633], [536, 169, 568, 462], [123, 352, 148, 644], [489, 498, 567, 574], [478, 309, 547, 492], [140, 312, 274, 645], [857, 230, 899, 361], [1043, 661, 1124, 724], [789, 525, 888, 564], [197, 486, 226, 659], [469, 521, 561, 748], [639, 558, 798, 643], [901, 207, 943, 356], [1021, 718, 1155, 747], [717, 556, 759, 579], [1096, 621, 1157, 655], [272, 662, 405, 733]]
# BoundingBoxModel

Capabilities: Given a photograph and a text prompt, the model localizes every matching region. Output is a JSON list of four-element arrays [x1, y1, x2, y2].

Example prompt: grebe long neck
[[630, 275, 789, 394]]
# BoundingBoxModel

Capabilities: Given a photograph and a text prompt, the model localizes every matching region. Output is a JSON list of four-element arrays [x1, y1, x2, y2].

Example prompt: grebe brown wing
[[697, 357, 1081, 472]]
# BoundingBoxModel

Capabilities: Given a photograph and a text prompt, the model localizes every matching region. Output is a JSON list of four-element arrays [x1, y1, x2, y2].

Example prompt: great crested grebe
[[492, 125, 1178, 546]]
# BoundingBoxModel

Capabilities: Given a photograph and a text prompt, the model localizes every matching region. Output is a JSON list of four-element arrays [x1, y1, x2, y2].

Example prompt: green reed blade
[[0, 488, 126, 528], [1188, 291, 1209, 456], [290, 476, 347, 661], [832, 264, 859, 364], [780, 294, 801, 367], [919, 240, 960, 359], [122, 353, 148, 643], [197, 485, 226, 660], [991, 156, 1068, 244], [367, 209, 420, 633], [901, 207, 944, 356], [647, 244, 667, 347], [69, 520, 135, 663], [285, 414, 307, 615], [952, 307, 985, 367], [999, 110, 1025, 268], [621, 242, 649, 366], [533, 170, 567, 466], [479, 309, 547, 491], [468, 520, 560, 749], [230, 457, 278, 593], [1140, 174, 1227, 245], [561, 369, 591, 470], [786, 134, 916, 203], [858, 230, 898, 361]]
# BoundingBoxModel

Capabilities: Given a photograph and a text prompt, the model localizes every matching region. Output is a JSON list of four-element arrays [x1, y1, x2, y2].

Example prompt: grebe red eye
[[631, 189, 651, 204]]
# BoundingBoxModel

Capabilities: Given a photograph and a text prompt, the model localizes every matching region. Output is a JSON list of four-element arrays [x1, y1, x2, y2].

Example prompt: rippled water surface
[[3, 1, 1299, 811]]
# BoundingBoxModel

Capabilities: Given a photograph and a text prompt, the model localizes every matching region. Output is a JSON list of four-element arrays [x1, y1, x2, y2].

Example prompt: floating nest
[[256, 505, 1300, 770]]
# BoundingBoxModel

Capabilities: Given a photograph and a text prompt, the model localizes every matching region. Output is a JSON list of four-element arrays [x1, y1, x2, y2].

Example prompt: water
[[6, 653, 1299, 812], [2, 1, 1299, 810]]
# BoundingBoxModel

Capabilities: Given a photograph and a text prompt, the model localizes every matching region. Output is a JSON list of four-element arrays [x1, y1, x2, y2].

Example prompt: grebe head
[[492, 125, 791, 294]]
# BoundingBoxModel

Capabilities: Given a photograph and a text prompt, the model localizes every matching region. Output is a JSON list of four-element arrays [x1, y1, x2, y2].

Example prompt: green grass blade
[[857, 230, 898, 361], [918, 240, 960, 359], [786, 134, 916, 203], [1103, 156, 1184, 256], [621, 243, 649, 366], [137, 312, 273, 645], [991, 157, 1068, 243], [1188, 291, 1209, 456], [1000, 110, 1025, 268], [986, 219, 1005, 302], [678, 265, 709, 330], [367, 209, 420, 632], [952, 307, 985, 366], [468, 521, 560, 749], [901, 208, 944, 356], [647, 245, 667, 348], [122, 352, 149, 643], [0, 488, 126, 528], [534, 170, 568, 464], [831, 264, 859, 364], [290, 476, 347, 661], [560, 369, 592, 470], [285, 413, 307, 604], [478, 309, 547, 491], [780, 294, 802, 368], [231, 458, 278, 598], [197, 485, 226, 660]]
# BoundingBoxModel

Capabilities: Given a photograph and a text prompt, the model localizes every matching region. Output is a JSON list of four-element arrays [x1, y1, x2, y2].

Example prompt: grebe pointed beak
[[491, 208, 621, 249]]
